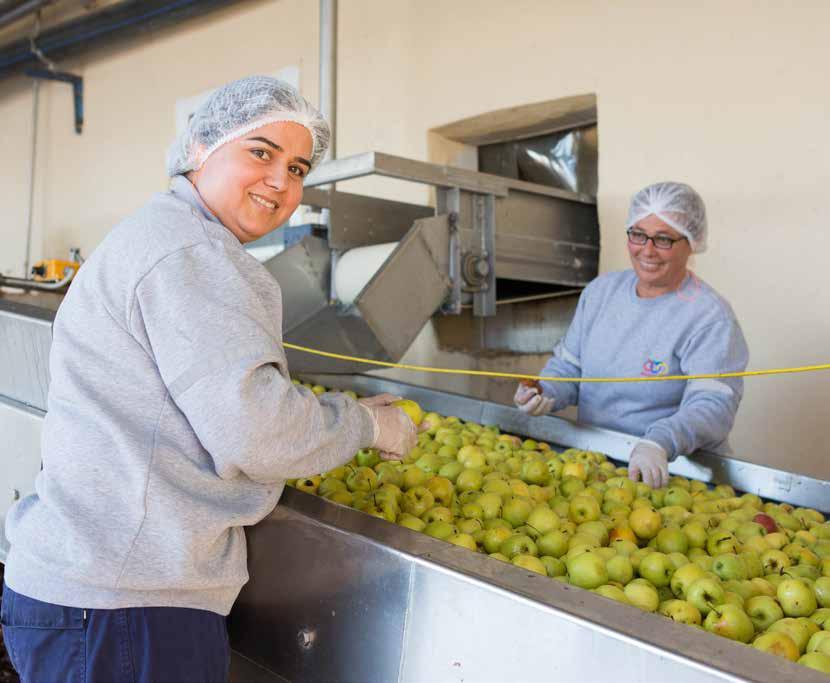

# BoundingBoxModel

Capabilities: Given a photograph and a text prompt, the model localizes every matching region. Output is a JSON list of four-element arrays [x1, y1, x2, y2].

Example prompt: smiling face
[[627, 214, 692, 297], [187, 121, 313, 243]]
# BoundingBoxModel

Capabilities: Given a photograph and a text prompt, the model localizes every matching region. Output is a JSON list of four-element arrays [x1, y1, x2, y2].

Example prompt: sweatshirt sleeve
[[129, 242, 375, 483], [537, 291, 587, 411], [644, 318, 749, 460]]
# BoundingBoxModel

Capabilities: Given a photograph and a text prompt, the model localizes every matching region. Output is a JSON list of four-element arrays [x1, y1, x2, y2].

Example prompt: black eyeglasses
[[627, 228, 687, 250]]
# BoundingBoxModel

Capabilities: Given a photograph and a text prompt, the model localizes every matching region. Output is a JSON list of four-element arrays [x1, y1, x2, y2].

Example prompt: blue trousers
[[1, 583, 229, 683]]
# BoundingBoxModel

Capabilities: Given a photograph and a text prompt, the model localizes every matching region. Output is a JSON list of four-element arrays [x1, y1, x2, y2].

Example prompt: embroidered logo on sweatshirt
[[641, 359, 668, 377]]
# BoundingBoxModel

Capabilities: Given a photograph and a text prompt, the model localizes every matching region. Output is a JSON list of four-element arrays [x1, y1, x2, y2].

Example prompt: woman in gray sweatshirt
[[515, 182, 749, 490], [2, 76, 417, 682]]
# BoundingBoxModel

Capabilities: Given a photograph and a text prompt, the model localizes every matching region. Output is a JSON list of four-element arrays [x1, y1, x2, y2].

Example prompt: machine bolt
[[298, 628, 317, 651]]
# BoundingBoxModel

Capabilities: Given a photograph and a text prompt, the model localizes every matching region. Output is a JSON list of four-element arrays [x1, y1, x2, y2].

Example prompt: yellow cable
[[283, 342, 830, 383]]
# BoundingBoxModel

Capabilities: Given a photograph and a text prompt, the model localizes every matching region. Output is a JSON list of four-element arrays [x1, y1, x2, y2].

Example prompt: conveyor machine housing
[[265, 152, 599, 373]]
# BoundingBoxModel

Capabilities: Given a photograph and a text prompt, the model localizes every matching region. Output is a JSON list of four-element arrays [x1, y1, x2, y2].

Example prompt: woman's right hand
[[514, 382, 554, 416], [359, 398, 418, 460]]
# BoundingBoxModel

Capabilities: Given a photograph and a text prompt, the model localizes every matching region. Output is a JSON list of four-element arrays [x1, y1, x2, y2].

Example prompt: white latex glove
[[513, 383, 554, 416], [359, 400, 417, 461], [628, 439, 669, 489], [357, 393, 402, 408]]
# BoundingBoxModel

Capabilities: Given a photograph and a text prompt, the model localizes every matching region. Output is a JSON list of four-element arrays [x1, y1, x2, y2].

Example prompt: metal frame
[[304, 150, 597, 205]]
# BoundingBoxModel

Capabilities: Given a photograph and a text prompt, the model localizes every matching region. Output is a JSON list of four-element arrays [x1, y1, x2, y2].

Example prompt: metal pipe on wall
[[319, 0, 336, 165], [0, 0, 50, 31]]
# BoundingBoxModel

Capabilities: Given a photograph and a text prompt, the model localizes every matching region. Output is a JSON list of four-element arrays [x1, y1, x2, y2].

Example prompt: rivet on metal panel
[[298, 628, 317, 651]]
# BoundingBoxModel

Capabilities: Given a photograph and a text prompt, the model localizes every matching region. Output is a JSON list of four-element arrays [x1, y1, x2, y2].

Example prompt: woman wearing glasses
[[514, 182, 748, 489]]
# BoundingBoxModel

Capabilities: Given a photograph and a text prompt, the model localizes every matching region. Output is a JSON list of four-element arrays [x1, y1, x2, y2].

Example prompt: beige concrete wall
[[1, 0, 828, 479]]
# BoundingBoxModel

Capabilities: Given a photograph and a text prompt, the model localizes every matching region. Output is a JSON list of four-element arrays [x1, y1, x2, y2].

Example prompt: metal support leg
[[471, 193, 496, 317], [437, 187, 461, 315]]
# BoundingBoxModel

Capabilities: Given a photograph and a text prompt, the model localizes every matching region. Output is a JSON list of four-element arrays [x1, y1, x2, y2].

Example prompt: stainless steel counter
[[227, 373, 830, 683]]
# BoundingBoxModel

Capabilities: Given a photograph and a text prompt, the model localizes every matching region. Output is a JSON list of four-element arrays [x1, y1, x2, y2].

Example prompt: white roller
[[334, 242, 398, 304], [334, 242, 398, 305]]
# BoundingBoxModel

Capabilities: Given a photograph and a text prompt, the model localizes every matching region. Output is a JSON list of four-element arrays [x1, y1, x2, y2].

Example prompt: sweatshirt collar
[[169, 175, 243, 246]]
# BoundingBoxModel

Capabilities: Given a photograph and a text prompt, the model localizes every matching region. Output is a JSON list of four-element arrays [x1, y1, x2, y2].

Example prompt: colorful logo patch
[[641, 359, 668, 377]]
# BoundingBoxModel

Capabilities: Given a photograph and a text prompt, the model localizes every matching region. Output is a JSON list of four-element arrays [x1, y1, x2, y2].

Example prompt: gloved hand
[[513, 383, 554, 416], [628, 439, 669, 489], [358, 393, 402, 408], [359, 400, 417, 461]]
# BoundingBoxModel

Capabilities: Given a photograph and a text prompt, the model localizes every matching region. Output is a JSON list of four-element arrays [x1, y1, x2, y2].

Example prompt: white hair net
[[166, 76, 330, 177], [626, 182, 708, 253]]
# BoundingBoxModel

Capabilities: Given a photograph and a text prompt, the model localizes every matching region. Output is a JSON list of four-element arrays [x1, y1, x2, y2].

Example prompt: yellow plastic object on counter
[[31, 259, 80, 282]]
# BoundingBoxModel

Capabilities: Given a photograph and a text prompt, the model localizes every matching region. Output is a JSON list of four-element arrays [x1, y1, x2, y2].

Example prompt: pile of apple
[[288, 388, 830, 674]]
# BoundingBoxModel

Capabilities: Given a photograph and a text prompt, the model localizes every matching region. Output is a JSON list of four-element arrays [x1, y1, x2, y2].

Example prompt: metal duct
[[0, 0, 50, 31], [0, 0, 257, 80]]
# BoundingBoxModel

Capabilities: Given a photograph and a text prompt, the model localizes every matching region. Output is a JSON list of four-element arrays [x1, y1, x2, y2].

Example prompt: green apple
[[355, 448, 381, 468], [457, 518, 484, 536], [639, 552, 675, 588], [659, 599, 702, 626], [807, 631, 830, 656], [566, 551, 608, 589], [426, 476, 455, 507], [423, 520, 457, 540], [761, 549, 791, 574], [346, 466, 379, 492], [769, 617, 815, 653], [513, 524, 542, 542], [712, 553, 748, 581], [670, 563, 705, 600], [437, 460, 464, 483], [500, 534, 538, 559], [559, 476, 586, 499], [687, 576, 726, 616], [568, 495, 601, 524], [401, 465, 429, 490], [746, 595, 784, 631], [610, 539, 638, 557], [526, 506, 560, 535], [814, 576, 830, 607], [482, 526, 514, 554], [629, 507, 662, 540], [482, 478, 512, 497], [537, 530, 570, 558], [317, 478, 347, 498], [401, 486, 435, 517], [741, 551, 764, 579], [667, 552, 690, 571], [778, 578, 818, 617], [456, 468, 484, 493], [594, 585, 630, 604], [459, 501, 484, 521], [706, 531, 740, 556], [502, 496, 534, 528], [520, 459, 550, 486], [683, 521, 708, 549], [798, 652, 830, 673], [606, 555, 634, 585], [703, 604, 755, 643], [663, 486, 694, 511], [422, 506, 453, 524], [323, 489, 354, 506], [624, 580, 660, 612], [752, 631, 800, 661], [811, 608, 830, 629], [447, 533, 478, 551], [540, 555, 566, 578], [476, 493, 502, 519], [512, 554, 547, 575]]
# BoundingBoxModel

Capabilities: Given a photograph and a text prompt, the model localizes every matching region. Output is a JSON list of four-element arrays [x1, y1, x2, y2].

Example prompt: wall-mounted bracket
[[24, 67, 83, 134]]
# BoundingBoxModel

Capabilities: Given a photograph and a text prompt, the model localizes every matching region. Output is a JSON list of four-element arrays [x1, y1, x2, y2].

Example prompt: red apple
[[753, 513, 778, 534]]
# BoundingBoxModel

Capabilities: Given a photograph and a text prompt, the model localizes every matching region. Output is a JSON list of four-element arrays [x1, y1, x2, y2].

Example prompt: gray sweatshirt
[[5, 176, 374, 615], [539, 270, 749, 459]]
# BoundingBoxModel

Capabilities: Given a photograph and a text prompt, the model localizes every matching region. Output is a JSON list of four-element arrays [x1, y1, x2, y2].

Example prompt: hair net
[[166, 76, 330, 177], [626, 182, 708, 253]]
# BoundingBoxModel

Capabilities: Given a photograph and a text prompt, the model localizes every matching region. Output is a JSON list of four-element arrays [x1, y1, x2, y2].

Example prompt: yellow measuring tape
[[283, 342, 830, 384]]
